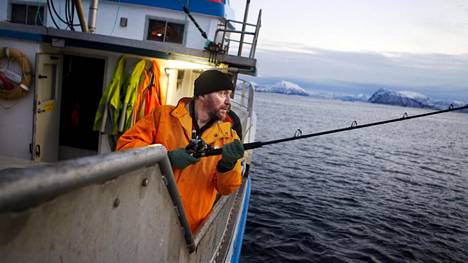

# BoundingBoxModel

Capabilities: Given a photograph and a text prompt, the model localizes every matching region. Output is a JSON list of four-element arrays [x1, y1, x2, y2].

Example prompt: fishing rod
[[195, 104, 468, 157]]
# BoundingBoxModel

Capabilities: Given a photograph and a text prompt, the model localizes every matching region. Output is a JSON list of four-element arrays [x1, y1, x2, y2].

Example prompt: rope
[[174, 0, 208, 39]]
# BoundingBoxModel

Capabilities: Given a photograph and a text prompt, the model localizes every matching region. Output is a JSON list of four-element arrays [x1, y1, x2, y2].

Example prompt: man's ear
[[197, 94, 207, 102]]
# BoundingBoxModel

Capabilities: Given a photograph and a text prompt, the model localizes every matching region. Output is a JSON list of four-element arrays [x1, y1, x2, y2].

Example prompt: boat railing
[[213, 9, 262, 59], [232, 78, 255, 140], [0, 145, 196, 252], [233, 79, 254, 117]]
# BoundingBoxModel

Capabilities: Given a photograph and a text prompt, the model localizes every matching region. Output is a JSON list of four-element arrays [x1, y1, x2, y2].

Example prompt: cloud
[[254, 44, 468, 100]]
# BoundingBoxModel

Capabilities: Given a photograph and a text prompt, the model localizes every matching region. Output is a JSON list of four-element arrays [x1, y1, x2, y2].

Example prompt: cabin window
[[10, 3, 45, 26], [147, 19, 184, 44]]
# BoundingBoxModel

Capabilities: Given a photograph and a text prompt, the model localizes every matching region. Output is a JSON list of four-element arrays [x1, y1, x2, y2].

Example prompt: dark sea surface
[[239, 92, 468, 263]]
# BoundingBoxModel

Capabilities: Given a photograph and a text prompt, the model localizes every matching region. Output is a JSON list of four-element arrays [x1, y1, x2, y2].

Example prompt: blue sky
[[229, 0, 468, 101]]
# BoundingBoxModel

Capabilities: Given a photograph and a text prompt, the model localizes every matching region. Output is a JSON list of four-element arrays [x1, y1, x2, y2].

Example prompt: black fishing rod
[[199, 104, 468, 157]]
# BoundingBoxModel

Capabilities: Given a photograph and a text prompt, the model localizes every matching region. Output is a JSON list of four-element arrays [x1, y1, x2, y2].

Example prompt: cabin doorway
[[59, 55, 104, 160], [32, 54, 63, 162]]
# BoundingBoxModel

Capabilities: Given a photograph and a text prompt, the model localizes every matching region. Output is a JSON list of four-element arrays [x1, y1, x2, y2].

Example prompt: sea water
[[240, 92, 468, 262]]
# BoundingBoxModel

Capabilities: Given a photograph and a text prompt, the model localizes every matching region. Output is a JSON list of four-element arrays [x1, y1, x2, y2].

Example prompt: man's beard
[[211, 107, 228, 120]]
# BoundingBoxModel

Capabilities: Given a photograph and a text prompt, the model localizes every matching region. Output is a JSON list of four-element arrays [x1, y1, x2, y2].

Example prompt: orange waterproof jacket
[[133, 60, 165, 125], [116, 98, 242, 231]]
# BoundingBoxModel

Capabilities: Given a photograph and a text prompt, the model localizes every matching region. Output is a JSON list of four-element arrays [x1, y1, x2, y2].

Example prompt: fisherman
[[116, 70, 244, 232]]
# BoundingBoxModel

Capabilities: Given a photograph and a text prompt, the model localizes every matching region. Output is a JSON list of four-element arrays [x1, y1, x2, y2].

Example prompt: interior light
[[165, 60, 213, 70]]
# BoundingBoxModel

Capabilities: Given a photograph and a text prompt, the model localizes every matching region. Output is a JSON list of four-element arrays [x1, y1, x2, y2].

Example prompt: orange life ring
[[0, 47, 33, 100]]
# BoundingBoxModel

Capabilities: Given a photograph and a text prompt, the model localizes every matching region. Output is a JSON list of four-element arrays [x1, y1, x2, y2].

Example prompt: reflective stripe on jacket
[[116, 97, 242, 231], [121, 59, 146, 132]]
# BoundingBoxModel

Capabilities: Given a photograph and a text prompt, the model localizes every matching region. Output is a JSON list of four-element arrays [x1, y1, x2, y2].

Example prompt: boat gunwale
[[0, 144, 196, 252]]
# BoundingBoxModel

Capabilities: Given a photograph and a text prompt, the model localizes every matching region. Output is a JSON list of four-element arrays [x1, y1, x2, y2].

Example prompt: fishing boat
[[0, 0, 260, 262]]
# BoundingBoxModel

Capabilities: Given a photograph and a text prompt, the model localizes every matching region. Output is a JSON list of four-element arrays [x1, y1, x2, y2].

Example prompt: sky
[[229, 0, 468, 101]]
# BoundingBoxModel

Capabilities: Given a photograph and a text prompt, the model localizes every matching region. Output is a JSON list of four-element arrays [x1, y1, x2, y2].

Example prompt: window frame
[[144, 15, 186, 45], [9, 1, 47, 26]]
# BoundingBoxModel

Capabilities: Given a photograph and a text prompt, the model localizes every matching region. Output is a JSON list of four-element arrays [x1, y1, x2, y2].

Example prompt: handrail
[[234, 79, 255, 118], [213, 9, 262, 59], [0, 144, 196, 252], [221, 20, 257, 27], [232, 79, 255, 139], [238, 0, 251, 56]]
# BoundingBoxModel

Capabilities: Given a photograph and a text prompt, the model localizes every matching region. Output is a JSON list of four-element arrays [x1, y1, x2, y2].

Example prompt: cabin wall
[[0, 39, 39, 160], [0, 37, 215, 160], [93, 1, 221, 50], [95, 1, 184, 40], [1, 0, 222, 51], [183, 15, 213, 49]]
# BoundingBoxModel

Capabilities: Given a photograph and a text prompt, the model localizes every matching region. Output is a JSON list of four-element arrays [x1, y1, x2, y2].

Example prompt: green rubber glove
[[217, 140, 244, 172], [168, 148, 199, 169]]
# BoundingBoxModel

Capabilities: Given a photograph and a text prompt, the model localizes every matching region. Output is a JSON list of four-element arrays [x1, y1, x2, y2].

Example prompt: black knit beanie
[[194, 70, 234, 96]]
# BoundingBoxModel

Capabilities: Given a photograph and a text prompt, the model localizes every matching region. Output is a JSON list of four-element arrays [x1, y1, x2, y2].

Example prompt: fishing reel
[[185, 137, 213, 158]]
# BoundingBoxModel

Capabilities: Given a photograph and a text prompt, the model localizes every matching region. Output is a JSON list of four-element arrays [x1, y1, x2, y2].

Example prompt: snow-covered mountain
[[369, 88, 467, 112], [239, 80, 467, 113], [369, 89, 432, 108], [254, 81, 309, 96]]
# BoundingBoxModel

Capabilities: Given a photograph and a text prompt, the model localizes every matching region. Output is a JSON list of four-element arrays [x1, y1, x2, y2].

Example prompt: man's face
[[203, 90, 232, 120]]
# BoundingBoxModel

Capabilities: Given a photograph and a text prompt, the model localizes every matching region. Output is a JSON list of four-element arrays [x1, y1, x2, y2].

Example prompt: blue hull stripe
[[108, 0, 225, 17], [0, 29, 44, 42], [230, 176, 251, 262]]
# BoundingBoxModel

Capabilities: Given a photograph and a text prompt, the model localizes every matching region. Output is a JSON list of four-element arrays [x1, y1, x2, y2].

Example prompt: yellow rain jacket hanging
[[93, 56, 126, 135]]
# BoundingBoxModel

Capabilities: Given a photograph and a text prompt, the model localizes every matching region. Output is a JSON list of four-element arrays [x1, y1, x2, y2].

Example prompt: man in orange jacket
[[116, 70, 244, 232]]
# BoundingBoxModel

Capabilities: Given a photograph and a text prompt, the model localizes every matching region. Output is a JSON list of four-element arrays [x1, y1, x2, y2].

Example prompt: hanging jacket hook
[[351, 120, 358, 127], [402, 112, 408, 118], [294, 129, 302, 137]]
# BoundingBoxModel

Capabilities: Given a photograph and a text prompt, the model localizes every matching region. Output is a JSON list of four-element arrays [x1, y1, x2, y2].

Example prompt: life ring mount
[[0, 47, 33, 100]]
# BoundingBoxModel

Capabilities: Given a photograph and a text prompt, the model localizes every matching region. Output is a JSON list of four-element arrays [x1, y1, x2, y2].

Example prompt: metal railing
[[232, 79, 255, 141], [213, 10, 262, 59], [233, 79, 254, 118]]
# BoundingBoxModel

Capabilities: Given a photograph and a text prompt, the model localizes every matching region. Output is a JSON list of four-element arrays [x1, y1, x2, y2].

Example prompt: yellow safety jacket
[[120, 59, 146, 132], [93, 56, 126, 134]]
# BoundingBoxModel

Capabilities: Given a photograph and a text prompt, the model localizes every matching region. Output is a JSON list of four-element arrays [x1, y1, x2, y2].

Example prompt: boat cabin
[[0, 0, 260, 162]]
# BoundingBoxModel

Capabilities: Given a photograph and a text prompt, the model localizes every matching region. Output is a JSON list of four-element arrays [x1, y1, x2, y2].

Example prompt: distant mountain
[[335, 93, 370, 102], [368, 88, 467, 112], [251, 80, 370, 101], [368, 88, 432, 108], [254, 81, 309, 96], [238, 80, 467, 113]]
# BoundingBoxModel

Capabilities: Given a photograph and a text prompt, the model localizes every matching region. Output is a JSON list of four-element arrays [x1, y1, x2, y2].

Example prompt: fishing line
[[203, 104, 468, 156]]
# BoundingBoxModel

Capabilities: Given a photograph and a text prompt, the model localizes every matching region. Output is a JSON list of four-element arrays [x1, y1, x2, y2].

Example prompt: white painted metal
[[0, 39, 39, 160], [32, 54, 63, 162], [1, 0, 222, 50], [0, 145, 247, 263], [88, 0, 99, 33]]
